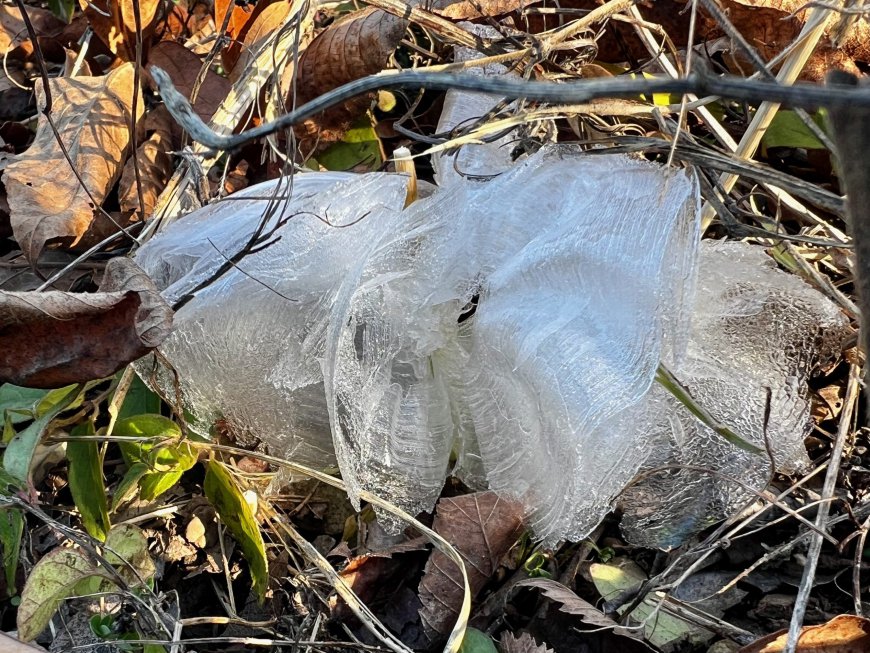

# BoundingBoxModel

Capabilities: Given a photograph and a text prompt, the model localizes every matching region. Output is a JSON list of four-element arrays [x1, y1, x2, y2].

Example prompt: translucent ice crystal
[[134, 146, 849, 547], [618, 241, 850, 548], [134, 171, 410, 466]]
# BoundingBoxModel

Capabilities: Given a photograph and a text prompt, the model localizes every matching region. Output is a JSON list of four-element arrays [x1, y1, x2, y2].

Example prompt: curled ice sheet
[[135, 147, 848, 547], [618, 241, 850, 548], [323, 147, 700, 534], [134, 172, 409, 465]]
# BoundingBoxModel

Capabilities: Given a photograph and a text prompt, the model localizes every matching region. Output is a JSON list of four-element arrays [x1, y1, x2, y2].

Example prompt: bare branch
[[151, 66, 870, 152]]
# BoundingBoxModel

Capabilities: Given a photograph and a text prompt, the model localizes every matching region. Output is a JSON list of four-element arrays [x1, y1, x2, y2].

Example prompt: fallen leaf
[[499, 631, 555, 653], [103, 523, 156, 586], [590, 558, 703, 648], [230, 1, 292, 82], [516, 577, 633, 632], [737, 614, 870, 653], [158, 0, 212, 43], [214, 0, 282, 72], [16, 547, 105, 641], [699, 0, 870, 81], [0, 4, 64, 53], [3, 63, 143, 262], [146, 41, 232, 125], [291, 7, 408, 154], [430, 0, 530, 20], [0, 257, 173, 388], [418, 491, 524, 640], [119, 105, 175, 219], [79, 0, 161, 61]]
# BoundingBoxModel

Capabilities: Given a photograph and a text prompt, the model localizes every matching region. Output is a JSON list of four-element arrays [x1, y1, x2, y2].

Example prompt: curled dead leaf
[[230, 1, 293, 82], [3, 63, 142, 263], [418, 491, 524, 641], [737, 614, 870, 653], [0, 257, 172, 387], [290, 7, 408, 154], [430, 0, 533, 20]]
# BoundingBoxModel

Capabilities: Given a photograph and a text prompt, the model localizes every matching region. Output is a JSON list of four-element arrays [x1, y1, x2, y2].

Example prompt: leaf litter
[[0, 0, 868, 652]]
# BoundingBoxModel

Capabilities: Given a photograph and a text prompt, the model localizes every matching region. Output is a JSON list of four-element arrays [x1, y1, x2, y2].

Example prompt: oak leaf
[[0, 4, 63, 54], [499, 632, 555, 653], [146, 41, 232, 125]]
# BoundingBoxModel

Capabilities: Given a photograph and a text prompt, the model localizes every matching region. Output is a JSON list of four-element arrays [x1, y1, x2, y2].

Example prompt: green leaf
[[138, 470, 185, 502], [590, 559, 698, 648], [316, 118, 382, 171], [35, 384, 84, 418], [4, 384, 81, 483], [115, 374, 162, 423], [763, 110, 827, 150], [144, 645, 168, 653], [114, 415, 182, 465], [0, 385, 49, 424], [68, 421, 110, 541], [16, 548, 108, 641], [0, 507, 24, 595], [113, 416, 195, 503], [47, 0, 75, 22], [103, 524, 156, 587], [204, 461, 268, 602], [458, 628, 498, 653], [89, 614, 115, 639]]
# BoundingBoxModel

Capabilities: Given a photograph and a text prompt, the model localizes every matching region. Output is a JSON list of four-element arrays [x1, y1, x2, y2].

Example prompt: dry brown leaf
[[516, 578, 626, 630], [230, 1, 293, 82], [0, 257, 172, 387], [80, 0, 161, 61], [159, 0, 212, 43], [119, 105, 175, 219], [214, 0, 282, 72], [499, 632, 555, 653], [737, 614, 870, 653], [331, 537, 429, 622], [697, 0, 869, 81], [290, 7, 408, 153], [3, 63, 143, 263], [0, 4, 63, 54], [146, 41, 232, 125], [418, 491, 524, 640], [430, 0, 533, 20]]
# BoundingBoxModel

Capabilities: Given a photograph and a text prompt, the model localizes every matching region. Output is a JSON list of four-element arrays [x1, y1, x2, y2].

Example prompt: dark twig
[[151, 66, 870, 152]]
